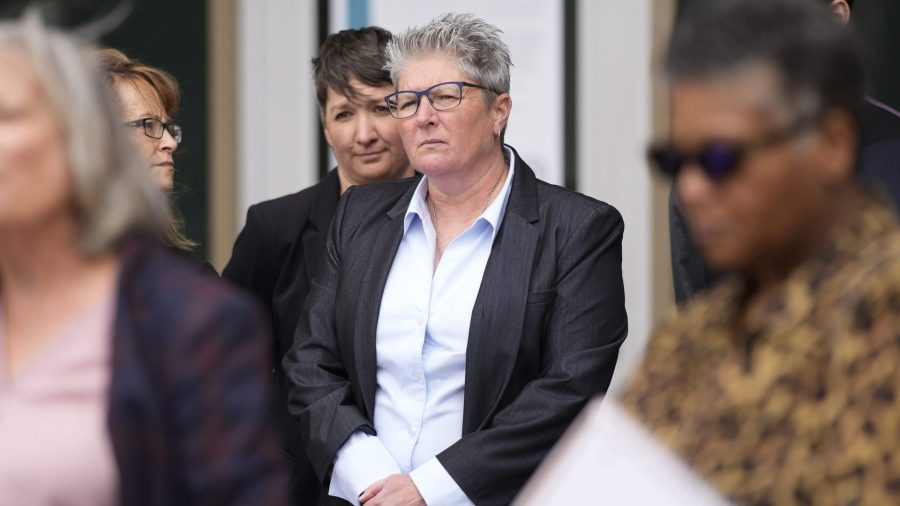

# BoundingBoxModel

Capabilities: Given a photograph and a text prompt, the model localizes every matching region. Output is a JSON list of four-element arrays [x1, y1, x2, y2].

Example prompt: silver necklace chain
[[429, 167, 506, 255]]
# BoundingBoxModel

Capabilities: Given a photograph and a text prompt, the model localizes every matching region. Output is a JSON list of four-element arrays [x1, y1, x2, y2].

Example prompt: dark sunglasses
[[648, 115, 817, 181], [648, 141, 745, 181]]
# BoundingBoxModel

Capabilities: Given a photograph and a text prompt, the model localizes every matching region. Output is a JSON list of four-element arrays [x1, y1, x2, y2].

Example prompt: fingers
[[359, 477, 388, 504], [361, 475, 425, 506]]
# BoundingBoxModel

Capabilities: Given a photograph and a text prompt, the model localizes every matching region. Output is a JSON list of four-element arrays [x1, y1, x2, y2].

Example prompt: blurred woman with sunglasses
[[0, 11, 287, 505], [624, 0, 900, 503], [98, 48, 213, 273]]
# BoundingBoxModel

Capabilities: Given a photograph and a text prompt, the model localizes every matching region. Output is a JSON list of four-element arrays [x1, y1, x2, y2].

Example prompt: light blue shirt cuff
[[409, 457, 475, 506], [328, 431, 403, 505]]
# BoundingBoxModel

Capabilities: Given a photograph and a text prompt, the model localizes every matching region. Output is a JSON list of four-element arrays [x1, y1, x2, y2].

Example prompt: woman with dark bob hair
[[0, 11, 287, 506]]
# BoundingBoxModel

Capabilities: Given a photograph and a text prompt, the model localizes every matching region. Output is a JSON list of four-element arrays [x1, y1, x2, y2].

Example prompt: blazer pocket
[[526, 288, 557, 305]]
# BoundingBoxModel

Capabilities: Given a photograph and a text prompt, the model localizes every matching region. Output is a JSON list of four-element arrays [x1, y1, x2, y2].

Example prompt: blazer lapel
[[463, 151, 541, 433], [302, 169, 341, 283], [353, 184, 418, 420]]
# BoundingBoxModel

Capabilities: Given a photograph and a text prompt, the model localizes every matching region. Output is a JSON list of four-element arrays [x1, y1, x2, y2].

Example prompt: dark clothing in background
[[285, 149, 628, 506], [859, 97, 900, 207], [669, 189, 721, 306], [670, 98, 900, 305], [109, 238, 288, 506], [169, 246, 218, 277], [222, 169, 341, 505]]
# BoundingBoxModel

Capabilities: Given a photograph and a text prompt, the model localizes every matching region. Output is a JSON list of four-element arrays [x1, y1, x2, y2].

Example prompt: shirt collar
[[404, 146, 517, 239]]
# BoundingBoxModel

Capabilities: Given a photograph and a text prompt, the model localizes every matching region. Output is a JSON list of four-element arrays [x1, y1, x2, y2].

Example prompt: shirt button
[[408, 427, 416, 436], [411, 371, 422, 382]]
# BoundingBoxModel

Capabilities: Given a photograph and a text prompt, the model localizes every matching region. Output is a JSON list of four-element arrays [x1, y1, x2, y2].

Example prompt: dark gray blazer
[[283, 147, 627, 506]]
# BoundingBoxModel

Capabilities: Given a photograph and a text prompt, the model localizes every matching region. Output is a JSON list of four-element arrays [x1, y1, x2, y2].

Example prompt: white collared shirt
[[328, 148, 516, 506]]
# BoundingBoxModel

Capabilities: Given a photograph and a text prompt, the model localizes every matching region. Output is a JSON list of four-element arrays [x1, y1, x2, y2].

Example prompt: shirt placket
[[402, 224, 432, 468]]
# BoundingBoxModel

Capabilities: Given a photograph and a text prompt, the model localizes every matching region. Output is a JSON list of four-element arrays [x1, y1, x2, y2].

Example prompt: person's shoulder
[[862, 98, 900, 147], [239, 175, 340, 251], [532, 177, 624, 232], [534, 178, 617, 212], [121, 240, 266, 337], [167, 246, 218, 276], [249, 178, 331, 224], [507, 147, 621, 223], [855, 134, 900, 211], [338, 175, 421, 218], [807, 212, 900, 353], [344, 175, 420, 200], [840, 205, 900, 300]]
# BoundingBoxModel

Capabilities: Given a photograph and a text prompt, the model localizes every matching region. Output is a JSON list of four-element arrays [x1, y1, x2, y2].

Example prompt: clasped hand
[[359, 474, 426, 506]]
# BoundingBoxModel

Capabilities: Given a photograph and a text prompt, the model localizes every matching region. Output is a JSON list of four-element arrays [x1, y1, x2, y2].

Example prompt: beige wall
[[651, 1, 677, 322], [577, 0, 676, 394], [208, 0, 237, 271], [207, 0, 321, 271]]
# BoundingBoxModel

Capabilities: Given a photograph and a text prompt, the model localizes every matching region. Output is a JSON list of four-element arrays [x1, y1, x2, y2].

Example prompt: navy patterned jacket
[[108, 238, 289, 505]]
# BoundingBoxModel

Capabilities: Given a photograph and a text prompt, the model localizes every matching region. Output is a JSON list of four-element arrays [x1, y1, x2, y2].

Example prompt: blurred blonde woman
[[0, 11, 287, 506]]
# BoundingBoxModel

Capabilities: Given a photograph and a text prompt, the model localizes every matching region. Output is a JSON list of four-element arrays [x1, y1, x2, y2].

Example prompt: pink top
[[0, 295, 119, 505]]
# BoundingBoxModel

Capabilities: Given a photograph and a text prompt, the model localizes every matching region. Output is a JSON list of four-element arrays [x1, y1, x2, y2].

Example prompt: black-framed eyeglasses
[[124, 117, 183, 144], [384, 81, 502, 119], [647, 115, 817, 181]]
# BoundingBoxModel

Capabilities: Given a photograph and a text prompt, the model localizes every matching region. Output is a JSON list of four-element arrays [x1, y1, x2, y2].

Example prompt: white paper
[[514, 397, 731, 505]]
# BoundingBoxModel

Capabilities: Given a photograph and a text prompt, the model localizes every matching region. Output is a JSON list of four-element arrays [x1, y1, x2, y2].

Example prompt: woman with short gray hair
[[285, 12, 626, 506], [0, 11, 287, 506]]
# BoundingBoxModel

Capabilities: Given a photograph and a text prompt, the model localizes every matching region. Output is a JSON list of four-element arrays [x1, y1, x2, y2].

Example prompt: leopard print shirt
[[621, 199, 900, 505]]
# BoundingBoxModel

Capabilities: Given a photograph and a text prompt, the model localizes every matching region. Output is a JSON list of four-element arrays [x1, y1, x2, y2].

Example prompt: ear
[[491, 93, 512, 139], [814, 108, 858, 186], [829, 0, 851, 25]]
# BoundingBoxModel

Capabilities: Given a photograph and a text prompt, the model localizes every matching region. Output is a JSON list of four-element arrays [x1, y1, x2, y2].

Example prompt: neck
[[427, 147, 508, 217], [0, 217, 114, 308], [747, 186, 863, 293], [337, 169, 357, 195], [0, 217, 119, 378]]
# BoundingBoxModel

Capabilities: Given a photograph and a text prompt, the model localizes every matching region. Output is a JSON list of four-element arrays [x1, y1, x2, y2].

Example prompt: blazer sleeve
[[222, 204, 279, 305], [436, 204, 628, 506], [167, 289, 289, 505], [282, 186, 375, 484]]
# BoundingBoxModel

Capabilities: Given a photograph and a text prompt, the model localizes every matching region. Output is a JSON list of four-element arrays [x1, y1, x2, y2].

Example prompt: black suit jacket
[[670, 98, 900, 305], [284, 147, 627, 506], [222, 169, 341, 505]]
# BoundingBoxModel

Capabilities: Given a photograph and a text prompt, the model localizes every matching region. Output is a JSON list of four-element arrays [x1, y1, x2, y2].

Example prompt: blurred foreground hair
[[0, 8, 168, 255], [668, 0, 865, 125]]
